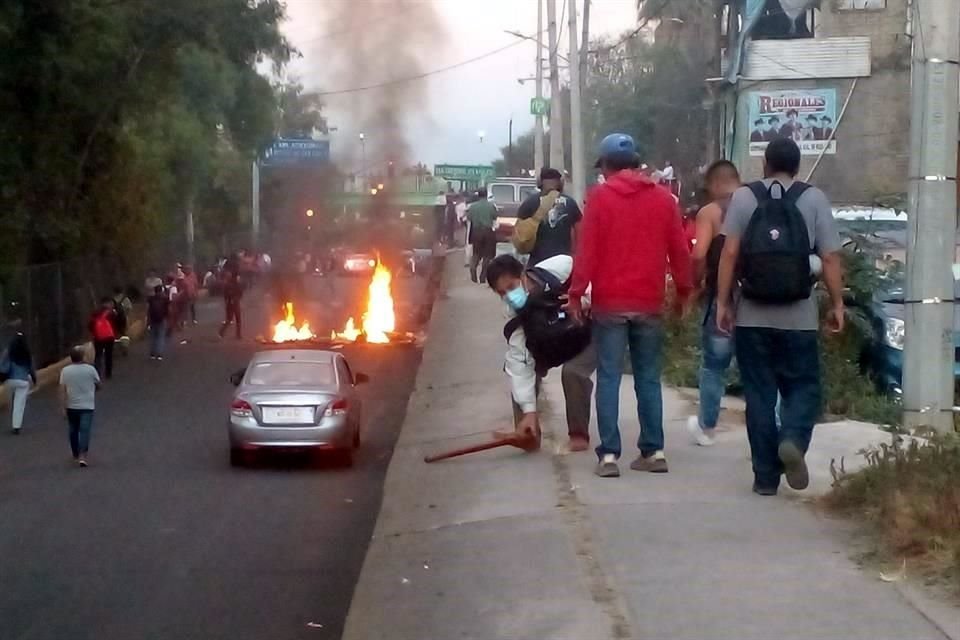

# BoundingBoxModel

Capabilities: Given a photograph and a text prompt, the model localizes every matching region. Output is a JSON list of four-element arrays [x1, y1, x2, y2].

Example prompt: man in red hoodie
[[567, 133, 693, 478]]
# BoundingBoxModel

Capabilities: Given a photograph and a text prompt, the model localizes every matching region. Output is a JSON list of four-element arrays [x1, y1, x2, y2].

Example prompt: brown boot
[[568, 434, 590, 452]]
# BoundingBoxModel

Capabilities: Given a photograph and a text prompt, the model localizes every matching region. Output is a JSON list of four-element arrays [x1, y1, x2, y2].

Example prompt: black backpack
[[503, 266, 592, 376], [738, 181, 813, 303]]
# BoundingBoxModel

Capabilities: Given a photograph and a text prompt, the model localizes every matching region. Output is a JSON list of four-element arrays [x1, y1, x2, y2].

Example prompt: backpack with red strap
[[93, 312, 115, 341]]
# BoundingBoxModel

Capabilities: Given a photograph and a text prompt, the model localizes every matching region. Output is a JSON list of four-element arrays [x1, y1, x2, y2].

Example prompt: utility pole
[[534, 0, 545, 172], [251, 159, 260, 250], [580, 0, 590, 85], [902, 0, 959, 433], [546, 0, 564, 172], [568, 0, 585, 203]]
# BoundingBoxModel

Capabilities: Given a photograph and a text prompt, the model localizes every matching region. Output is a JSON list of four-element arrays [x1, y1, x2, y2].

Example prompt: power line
[[307, 40, 528, 96]]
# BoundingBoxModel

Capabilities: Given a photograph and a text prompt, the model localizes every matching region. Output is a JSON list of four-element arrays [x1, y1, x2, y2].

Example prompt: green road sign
[[434, 164, 495, 181], [530, 97, 550, 116]]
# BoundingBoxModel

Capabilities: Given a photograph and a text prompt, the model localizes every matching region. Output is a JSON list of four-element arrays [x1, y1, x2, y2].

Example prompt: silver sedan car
[[228, 349, 368, 466]]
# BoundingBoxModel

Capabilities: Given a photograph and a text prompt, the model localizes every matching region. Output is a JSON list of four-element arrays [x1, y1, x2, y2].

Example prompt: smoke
[[304, 0, 447, 171]]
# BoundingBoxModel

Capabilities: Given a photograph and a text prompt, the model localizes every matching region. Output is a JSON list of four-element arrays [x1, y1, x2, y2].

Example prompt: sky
[[281, 0, 639, 170]]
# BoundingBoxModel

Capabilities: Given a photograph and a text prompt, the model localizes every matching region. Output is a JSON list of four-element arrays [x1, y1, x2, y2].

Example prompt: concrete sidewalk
[[342, 256, 951, 640]]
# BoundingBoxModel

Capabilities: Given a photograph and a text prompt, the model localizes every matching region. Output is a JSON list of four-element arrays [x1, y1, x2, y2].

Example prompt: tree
[[0, 0, 291, 270], [276, 81, 328, 138], [553, 31, 707, 194], [491, 130, 548, 177]]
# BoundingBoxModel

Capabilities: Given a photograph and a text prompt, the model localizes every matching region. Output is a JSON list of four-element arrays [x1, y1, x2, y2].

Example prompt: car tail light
[[323, 398, 349, 417], [230, 399, 253, 417]]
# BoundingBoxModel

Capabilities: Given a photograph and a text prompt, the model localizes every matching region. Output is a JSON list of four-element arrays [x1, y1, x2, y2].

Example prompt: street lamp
[[359, 132, 367, 190], [503, 30, 569, 63], [477, 130, 486, 144], [305, 209, 315, 218]]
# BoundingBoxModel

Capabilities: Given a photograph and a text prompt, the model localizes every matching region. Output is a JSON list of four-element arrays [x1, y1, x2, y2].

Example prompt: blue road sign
[[262, 138, 330, 167]]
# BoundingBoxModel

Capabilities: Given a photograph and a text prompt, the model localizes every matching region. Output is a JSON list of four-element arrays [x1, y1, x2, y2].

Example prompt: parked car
[[228, 349, 369, 466], [853, 266, 960, 395], [341, 252, 377, 275]]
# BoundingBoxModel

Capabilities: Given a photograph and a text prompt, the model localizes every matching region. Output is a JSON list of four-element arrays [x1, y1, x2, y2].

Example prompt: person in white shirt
[[661, 161, 674, 182], [59, 346, 101, 467], [485, 253, 596, 452]]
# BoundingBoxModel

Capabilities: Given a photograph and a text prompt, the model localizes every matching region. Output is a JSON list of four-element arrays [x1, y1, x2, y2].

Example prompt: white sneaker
[[594, 454, 620, 478], [686, 415, 715, 447]]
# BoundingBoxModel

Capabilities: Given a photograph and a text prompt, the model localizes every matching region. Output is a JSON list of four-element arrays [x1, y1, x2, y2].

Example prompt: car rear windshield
[[519, 186, 538, 201], [246, 361, 335, 386], [490, 184, 515, 203]]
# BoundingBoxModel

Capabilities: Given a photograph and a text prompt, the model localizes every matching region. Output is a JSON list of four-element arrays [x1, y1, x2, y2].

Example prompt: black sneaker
[[778, 441, 809, 490], [12, 428, 20, 435], [752, 483, 778, 496]]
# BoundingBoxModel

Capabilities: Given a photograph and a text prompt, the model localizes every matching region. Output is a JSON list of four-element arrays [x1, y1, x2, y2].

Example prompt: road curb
[[895, 582, 960, 640]]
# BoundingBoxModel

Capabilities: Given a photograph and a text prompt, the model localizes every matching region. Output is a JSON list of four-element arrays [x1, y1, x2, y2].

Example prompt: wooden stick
[[423, 432, 539, 463]]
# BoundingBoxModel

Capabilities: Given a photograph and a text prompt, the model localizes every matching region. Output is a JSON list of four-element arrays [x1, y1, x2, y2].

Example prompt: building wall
[[731, 0, 911, 206]]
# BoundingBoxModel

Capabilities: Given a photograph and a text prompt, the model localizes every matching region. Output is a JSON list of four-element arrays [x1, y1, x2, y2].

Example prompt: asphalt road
[[0, 274, 429, 640]]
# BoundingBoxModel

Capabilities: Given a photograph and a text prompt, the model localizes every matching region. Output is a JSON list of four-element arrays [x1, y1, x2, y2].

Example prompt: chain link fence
[[0, 257, 117, 368], [0, 229, 278, 368]]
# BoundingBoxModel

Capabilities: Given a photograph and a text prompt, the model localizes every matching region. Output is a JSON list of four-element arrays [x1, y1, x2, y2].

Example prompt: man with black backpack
[[716, 138, 844, 496], [486, 253, 595, 453]]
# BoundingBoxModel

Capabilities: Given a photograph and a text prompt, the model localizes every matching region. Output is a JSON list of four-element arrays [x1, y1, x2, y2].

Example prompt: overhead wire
[[306, 39, 529, 96]]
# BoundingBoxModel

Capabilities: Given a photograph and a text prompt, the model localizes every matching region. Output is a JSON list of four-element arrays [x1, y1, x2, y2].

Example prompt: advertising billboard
[[747, 89, 837, 156]]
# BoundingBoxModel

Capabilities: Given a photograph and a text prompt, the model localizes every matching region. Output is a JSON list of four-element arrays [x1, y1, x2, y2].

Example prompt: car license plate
[[262, 406, 314, 425]]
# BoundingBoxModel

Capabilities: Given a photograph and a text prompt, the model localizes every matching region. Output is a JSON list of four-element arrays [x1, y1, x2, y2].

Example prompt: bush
[[824, 431, 960, 596], [662, 307, 701, 388], [820, 317, 901, 426]]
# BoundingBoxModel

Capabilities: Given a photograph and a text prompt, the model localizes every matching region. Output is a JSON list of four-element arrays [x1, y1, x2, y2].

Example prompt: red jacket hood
[[602, 169, 658, 197]]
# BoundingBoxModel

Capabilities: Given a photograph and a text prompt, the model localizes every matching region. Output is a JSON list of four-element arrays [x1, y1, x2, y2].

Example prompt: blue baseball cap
[[595, 133, 637, 168]]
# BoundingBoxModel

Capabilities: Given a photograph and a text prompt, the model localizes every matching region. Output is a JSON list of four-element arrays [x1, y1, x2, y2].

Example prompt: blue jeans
[[735, 327, 821, 488], [698, 302, 734, 430], [66, 409, 94, 458], [149, 323, 166, 357], [593, 313, 665, 459]]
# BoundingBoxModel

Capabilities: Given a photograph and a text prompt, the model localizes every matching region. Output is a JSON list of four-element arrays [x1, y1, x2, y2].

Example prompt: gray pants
[[511, 344, 597, 438]]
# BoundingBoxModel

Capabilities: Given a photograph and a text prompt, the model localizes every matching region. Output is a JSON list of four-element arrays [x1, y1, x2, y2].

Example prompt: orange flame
[[331, 317, 361, 342], [333, 262, 395, 343], [272, 302, 315, 343]]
